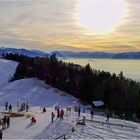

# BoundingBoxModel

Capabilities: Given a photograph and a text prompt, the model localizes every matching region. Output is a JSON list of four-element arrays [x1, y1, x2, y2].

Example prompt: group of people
[[5, 102, 12, 112], [42, 106, 65, 123], [5, 101, 30, 113], [19, 102, 29, 112], [51, 107, 65, 123], [1, 116, 10, 129], [56, 107, 64, 120], [0, 116, 10, 140]]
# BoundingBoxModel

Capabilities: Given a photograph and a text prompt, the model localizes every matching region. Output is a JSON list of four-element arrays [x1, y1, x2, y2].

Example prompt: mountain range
[[0, 47, 48, 57], [0, 47, 140, 59]]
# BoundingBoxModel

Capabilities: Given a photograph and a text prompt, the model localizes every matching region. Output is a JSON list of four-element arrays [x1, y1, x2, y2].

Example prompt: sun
[[76, 0, 127, 35]]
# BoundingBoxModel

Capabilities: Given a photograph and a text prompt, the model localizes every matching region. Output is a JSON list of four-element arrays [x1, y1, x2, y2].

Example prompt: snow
[[0, 59, 140, 139], [70, 114, 140, 139], [0, 78, 79, 107], [1, 106, 140, 139], [0, 59, 18, 88], [92, 100, 104, 107]]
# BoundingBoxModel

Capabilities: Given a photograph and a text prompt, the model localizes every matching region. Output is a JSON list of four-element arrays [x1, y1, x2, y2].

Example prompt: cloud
[[0, 0, 139, 52]]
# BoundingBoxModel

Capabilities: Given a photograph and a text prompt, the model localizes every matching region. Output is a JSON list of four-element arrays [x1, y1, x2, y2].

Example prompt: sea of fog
[[63, 58, 140, 82]]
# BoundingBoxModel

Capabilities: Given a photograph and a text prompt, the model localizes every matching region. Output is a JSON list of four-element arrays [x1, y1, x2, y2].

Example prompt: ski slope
[[70, 115, 140, 139], [1, 106, 140, 139], [0, 59, 18, 88], [0, 78, 80, 139], [0, 78, 79, 107], [0, 78, 140, 139], [0, 60, 140, 139]]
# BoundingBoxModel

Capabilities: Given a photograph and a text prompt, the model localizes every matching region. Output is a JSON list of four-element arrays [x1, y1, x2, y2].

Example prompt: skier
[[90, 109, 94, 119], [8, 104, 12, 112], [0, 129, 2, 140], [43, 107, 46, 113], [57, 107, 60, 118], [5, 101, 8, 111], [60, 109, 64, 120], [6, 116, 10, 128], [78, 107, 81, 117], [51, 112, 55, 122]]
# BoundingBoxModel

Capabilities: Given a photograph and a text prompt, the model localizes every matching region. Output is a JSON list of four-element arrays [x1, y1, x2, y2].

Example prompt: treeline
[[3, 53, 140, 117]]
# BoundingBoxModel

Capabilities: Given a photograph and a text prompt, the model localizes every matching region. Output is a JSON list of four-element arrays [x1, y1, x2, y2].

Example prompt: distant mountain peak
[[0, 47, 49, 57]]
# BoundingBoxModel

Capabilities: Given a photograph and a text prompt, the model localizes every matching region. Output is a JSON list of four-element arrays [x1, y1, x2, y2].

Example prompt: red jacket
[[60, 110, 64, 116]]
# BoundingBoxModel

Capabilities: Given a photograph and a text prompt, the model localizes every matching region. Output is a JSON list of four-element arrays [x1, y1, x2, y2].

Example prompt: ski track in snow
[[34, 118, 72, 139]]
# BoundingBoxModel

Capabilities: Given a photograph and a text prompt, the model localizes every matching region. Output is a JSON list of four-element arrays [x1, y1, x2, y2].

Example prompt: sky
[[0, 0, 140, 52]]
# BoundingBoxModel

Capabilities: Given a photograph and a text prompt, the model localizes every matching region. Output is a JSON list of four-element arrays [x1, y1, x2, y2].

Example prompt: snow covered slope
[[0, 61, 140, 139], [0, 59, 18, 88], [70, 115, 140, 139], [0, 78, 79, 107], [1, 106, 140, 139]]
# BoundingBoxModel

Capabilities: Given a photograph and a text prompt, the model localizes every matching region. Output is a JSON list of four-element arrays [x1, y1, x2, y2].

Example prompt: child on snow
[[31, 117, 36, 124]]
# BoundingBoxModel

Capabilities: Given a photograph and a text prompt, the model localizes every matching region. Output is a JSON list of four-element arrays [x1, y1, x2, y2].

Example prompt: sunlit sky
[[0, 0, 140, 52]]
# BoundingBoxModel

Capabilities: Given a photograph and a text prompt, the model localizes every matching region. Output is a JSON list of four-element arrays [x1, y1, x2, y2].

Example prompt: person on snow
[[8, 104, 12, 112], [17, 102, 19, 112], [6, 116, 10, 128], [82, 114, 86, 125], [43, 107, 46, 113], [57, 107, 60, 118], [2, 116, 6, 129], [78, 107, 81, 117], [106, 112, 110, 122], [60, 109, 64, 120], [0, 129, 3, 140], [83, 107, 85, 113], [51, 112, 55, 122], [26, 102, 29, 112], [5, 102, 8, 111], [90, 109, 94, 119], [31, 117, 36, 124]]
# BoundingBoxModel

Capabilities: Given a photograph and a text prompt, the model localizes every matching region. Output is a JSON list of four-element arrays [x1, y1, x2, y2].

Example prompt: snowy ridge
[[0, 59, 18, 89]]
